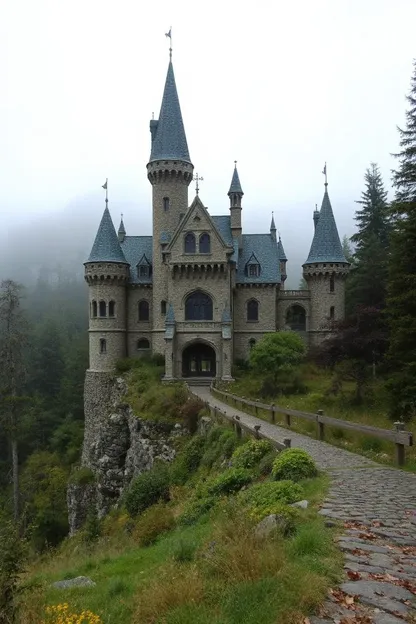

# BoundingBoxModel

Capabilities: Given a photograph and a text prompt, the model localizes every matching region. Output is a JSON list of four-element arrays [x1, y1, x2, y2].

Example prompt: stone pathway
[[193, 386, 416, 624]]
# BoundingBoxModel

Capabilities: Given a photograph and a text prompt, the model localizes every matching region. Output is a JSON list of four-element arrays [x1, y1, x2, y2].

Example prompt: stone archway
[[182, 342, 216, 377], [286, 304, 306, 331]]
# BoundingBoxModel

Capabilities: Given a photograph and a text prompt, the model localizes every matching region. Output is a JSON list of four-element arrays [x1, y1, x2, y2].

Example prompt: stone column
[[164, 339, 174, 380]]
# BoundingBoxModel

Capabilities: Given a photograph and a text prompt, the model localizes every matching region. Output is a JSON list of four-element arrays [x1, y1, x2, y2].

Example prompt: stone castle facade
[[85, 58, 349, 381]]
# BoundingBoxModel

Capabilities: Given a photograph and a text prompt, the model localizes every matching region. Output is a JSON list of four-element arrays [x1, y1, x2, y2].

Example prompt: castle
[[85, 56, 349, 381]]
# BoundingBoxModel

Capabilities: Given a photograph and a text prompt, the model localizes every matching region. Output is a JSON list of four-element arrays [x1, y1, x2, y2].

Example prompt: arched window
[[161, 300, 167, 315], [247, 299, 259, 322], [137, 338, 150, 350], [249, 338, 256, 350], [330, 274, 335, 293], [99, 300, 106, 317], [199, 233, 211, 253], [163, 197, 170, 212], [109, 301, 115, 317], [185, 291, 213, 321], [286, 305, 306, 331], [138, 300, 150, 321], [184, 232, 196, 253], [91, 300, 97, 318], [100, 339, 107, 354]]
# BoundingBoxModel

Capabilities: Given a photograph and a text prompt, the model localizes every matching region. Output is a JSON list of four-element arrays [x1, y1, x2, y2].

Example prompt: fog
[[1, 0, 415, 287]]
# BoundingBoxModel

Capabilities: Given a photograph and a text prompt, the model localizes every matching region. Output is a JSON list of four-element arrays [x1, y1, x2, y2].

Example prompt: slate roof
[[236, 234, 281, 284], [228, 165, 243, 195], [278, 236, 287, 261], [212, 215, 233, 247], [149, 61, 191, 163], [304, 188, 347, 265], [120, 236, 153, 283], [87, 207, 128, 264]]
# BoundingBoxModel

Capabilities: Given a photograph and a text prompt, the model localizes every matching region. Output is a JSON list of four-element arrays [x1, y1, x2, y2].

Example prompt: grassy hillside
[[18, 384, 342, 624]]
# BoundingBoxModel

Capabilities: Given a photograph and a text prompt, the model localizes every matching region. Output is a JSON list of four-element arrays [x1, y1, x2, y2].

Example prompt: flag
[[165, 28, 171, 39], [102, 180, 107, 190], [322, 164, 326, 176]]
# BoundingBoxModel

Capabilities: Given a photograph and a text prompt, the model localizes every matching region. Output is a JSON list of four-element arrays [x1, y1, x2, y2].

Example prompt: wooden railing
[[211, 385, 413, 466]]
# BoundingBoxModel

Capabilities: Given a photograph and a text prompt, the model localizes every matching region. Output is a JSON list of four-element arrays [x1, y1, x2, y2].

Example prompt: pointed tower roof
[[270, 213, 276, 232], [149, 61, 191, 163], [228, 163, 244, 195], [278, 236, 287, 261], [304, 188, 346, 265], [87, 207, 128, 263], [118, 216, 126, 236]]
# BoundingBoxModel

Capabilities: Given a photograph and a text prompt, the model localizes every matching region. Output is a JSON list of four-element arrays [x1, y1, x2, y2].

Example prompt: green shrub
[[133, 503, 175, 546], [107, 577, 129, 597], [124, 464, 170, 516], [69, 466, 95, 486], [179, 495, 216, 525], [170, 435, 206, 485], [231, 439, 274, 469], [251, 502, 299, 531], [202, 467, 253, 498], [171, 538, 198, 562], [239, 480, 303, 521], [258, 450, 277, 476], [272, 449, 318, 482], [201, 428, 239, 469]]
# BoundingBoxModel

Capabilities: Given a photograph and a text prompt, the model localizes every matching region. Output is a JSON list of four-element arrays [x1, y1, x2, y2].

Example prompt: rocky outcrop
[[68, 371, 185, 535]]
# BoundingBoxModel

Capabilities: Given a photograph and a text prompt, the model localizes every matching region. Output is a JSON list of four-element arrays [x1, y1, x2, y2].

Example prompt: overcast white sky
[[0, 0, 415, 284]]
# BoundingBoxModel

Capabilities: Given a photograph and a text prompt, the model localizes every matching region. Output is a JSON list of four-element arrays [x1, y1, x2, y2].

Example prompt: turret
[[303, 174, 349, 338], [270, 213, 277, 242], [84, 207, 130, 372], [228, 162, 243, 244], [277, 235, 287, 285], [118, 216, 126, 243]]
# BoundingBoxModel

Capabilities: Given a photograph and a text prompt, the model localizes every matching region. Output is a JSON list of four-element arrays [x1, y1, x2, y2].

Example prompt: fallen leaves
[[347, 570, 361, 581], [368, 572, 416, 595]]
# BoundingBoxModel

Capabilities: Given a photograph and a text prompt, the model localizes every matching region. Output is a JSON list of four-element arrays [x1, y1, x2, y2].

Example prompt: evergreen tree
[[342, 235, 355, 265], [348, 164, 390, 312], [386, 60, 416, 419]]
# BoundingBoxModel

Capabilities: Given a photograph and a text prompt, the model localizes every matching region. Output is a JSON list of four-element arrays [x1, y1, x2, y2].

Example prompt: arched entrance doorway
[[286, 304, 306, 331], [182, 343, 216, 377]]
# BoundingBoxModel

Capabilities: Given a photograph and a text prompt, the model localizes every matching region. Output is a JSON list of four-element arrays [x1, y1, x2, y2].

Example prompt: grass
[[18, 425, 341, 624], [219, 364, 416, 470]]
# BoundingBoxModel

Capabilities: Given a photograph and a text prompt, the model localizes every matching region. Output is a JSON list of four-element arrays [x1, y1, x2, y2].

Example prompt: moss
[[69, 467, 95, 486]]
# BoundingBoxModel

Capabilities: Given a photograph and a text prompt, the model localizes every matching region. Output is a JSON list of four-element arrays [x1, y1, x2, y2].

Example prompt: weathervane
[[322, 162, 328, 187], [195, 173, 204, 195], [165, 27, 172, 60], [102, 178, 108, 206]]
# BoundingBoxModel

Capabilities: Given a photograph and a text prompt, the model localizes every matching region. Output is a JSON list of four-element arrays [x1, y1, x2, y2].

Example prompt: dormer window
[[246, 252, 261, 278], [184, 232, 196, 253], [137, 254, 152, 279]]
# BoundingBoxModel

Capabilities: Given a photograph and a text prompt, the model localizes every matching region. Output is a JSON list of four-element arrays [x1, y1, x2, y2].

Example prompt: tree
[[386, 60, 416, 419], [348, 164, 390, 313], [298, 276, 308, 290], [342, 235, 355, 265], [250, 332, 305, 388], [0, 280, 28, 520]]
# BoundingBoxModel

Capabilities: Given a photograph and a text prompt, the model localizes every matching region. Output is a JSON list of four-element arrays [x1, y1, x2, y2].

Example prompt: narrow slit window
[[109, 301, 115, 317], [163, 197, 170, 211], [99, 300, 106, 317], [92, 300, 97, 318], [330, 306, 335, 320], [100, 339, 107, 354], [161, 300, 167, 315], [330, 274, 335, 293]]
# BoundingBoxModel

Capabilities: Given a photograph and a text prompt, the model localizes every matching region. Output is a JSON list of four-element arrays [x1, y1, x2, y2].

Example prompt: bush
[[124, 464, 170, 516], [239, 480, 303, 521], [0, 520, 27, 623], [202, 467, 253, 498], [69, 466, 95, 486], [133, 503, 175, 546], [180, 398, 204, 433], [170, 435, 206, 485], [272, 449, 318, 482], [231, 439, 274, 469], [201, 428, 239, 469], [171, 537, 198, 562], [179, 495, 217, 525], [258, 450, 277, 476]]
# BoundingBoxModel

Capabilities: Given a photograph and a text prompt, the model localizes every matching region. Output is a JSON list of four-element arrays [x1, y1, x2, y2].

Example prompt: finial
[[152, 112, 154, 120], [102, 178, 108, 206], [121, 212, 123, 220], [322, 162, 328, 187], [165, 27, 172, 61], [315, 203, 318, 210], [234, 160, 237, 167], [195, 172, 204, 196]]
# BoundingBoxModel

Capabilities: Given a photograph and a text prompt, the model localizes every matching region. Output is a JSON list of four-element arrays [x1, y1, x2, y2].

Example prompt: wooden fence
[[210, 385, 413, 466]]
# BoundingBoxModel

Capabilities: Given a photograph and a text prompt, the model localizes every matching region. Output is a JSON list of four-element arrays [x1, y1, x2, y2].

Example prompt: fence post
[[317, 409, 325, 440], [270, 404, 275, 424], [234, 415, 242, 439], [285, 413, 291, 427], [254, 404, 259, 417], [394, 421, 406, 466], [283, 438, 291, 449], [254, 425, 261, 439]]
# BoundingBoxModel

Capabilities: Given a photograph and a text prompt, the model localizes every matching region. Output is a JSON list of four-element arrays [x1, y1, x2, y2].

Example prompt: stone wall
[[67, 371, 186, 535]]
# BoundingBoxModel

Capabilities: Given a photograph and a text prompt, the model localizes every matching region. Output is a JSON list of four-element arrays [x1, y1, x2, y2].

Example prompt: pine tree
[[386, 60, 416, 419], [348, 164, 390, 312]]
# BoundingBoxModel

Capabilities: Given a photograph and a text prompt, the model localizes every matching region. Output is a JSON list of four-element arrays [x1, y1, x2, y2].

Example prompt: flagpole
[[105, 178, 108, 206]]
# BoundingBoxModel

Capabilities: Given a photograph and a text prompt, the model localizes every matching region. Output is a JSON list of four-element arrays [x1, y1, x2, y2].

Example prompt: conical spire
[[118, 215, 126, 242], [278, 235, 287, 261], [87, 207, 128, 263], [270, 213, 277, 242], [304, 188, 346, 265], [228, 163, 243, 195], [149, 61, 191, 163]]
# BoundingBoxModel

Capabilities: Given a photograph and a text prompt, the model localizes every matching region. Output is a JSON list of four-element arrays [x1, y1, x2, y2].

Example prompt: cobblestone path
[[193, 386, 416, 624]]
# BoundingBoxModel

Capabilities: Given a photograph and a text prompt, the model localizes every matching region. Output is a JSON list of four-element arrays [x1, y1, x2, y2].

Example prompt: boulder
[[254, 513, 290, 539], [290, 499, 309, 509], [52, 576, 96, 590]]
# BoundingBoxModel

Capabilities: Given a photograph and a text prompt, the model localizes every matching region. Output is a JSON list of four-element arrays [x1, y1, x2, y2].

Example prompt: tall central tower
[[147, 59, 194, 352]]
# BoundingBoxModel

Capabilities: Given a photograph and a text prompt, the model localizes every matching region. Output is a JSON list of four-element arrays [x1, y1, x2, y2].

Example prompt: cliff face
[[68, 371, 185, 535]]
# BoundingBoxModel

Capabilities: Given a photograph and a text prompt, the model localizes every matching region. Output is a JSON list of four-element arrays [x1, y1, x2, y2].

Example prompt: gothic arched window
[[184, 232, 196, 253], [199, 233, 211, 253], [91, 300, 97, 318], [185, 291, 213, 321], [138, 300, 150, 322], [247, 299, 259, 322], [137, 338, 150, 349], [99, 300, 106, 317], [109, 301, 115, 317]]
